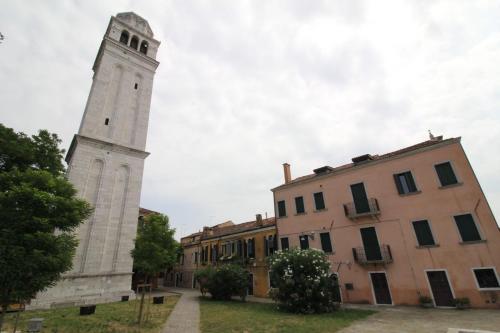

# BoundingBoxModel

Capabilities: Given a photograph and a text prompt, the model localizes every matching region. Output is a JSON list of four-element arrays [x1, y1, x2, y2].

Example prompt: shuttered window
[[299, 235, 309, 249], [473, 268, 500, 289], [454, 214, 481, 242], [435, 162, 458, 186], [280, 237, 289, 250], [320, 232, 333, 253], [394, 171, 418, 194], [314, 192, 326, 210], [295, 196, 305, 214], [247, 238, 255, 258], [412, 220, 435, 246], [264, 236, 269, 256], [278, 200, 287, 217]]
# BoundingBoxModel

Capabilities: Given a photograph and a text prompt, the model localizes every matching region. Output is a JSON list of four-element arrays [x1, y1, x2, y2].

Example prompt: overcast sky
[[1, 0, 499, 238]]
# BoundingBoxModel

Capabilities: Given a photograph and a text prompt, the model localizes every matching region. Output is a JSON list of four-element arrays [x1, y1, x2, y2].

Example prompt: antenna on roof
[[428, 130, 435, 140]]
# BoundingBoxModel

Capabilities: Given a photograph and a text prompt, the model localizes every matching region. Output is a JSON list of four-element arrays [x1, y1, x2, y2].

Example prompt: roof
[[272, 137, 460, 191], [139, 207, 160, 216], [116, 12, 154, 37], [201, 217, 276, 240]]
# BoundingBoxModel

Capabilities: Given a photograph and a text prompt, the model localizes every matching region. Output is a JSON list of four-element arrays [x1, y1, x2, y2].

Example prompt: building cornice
[[271, 138, 461, 192], [201, 225, 276, 242]]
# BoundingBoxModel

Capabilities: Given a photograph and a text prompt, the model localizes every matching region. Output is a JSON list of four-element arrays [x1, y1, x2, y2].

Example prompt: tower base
[[28, 272, 135, 310]]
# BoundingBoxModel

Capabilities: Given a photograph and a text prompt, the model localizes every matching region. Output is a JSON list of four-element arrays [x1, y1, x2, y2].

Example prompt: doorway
[[369, 272, 392, 305], [247, 273, 254, 296], [360, 227, 382, 261], [351, 182, 370, 214], [426, 270, 454, 307]]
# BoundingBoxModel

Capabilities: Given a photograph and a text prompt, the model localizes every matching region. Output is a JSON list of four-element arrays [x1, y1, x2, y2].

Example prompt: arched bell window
[[119, 30, 129, 45], [139, 40, 148, 55], [130, 36, 139, 50]]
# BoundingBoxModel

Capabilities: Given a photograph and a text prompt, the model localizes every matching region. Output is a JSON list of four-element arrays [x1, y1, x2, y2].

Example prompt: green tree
[[132, 213, 179, 283], [0, 124, 92, 330]]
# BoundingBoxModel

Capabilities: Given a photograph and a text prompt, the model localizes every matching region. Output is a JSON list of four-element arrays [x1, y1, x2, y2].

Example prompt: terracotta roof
[[139, 207, 160, 216], [273, 137, 459, 190], [201, 217, 276, 240]]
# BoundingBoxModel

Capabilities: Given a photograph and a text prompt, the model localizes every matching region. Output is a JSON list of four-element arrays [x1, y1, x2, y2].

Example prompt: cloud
[[0, 0, 499, 238]]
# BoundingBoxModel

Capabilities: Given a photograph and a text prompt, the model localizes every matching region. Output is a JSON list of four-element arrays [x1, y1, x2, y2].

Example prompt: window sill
[[416, 244, 439, 249], [477, 287, 500, 291], [439, 182, 463, 190], [294, 212, 307, 216], [314, 208, 328, 213], [399, 190, 422, 197], [460, 239, 486, 245]]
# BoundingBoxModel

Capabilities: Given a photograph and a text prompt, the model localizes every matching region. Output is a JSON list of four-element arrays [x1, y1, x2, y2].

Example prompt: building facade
[[272, 136, 500, 308], [169, 215, 277, 297], [31, 12, 160, 308]]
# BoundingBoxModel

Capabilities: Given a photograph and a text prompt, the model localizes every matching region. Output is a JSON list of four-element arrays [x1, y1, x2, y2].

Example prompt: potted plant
[[418, 295, 434, 308], [453, 297, 470, 310]]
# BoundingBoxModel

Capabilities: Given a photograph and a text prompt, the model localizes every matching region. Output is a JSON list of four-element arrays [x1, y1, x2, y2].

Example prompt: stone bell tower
[[31, 12, 160, 308]]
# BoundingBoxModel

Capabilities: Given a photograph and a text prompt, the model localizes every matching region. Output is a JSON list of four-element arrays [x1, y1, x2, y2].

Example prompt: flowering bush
[[268, 248, 339, 313], [196, 264, 249, 300]]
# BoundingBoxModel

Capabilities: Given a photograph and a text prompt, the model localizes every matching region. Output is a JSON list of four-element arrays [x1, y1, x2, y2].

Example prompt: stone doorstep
[[448, 329, 500, 333]]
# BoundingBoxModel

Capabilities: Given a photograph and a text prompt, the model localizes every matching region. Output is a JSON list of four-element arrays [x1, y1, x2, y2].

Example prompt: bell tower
[[31, 12, 160, 308]]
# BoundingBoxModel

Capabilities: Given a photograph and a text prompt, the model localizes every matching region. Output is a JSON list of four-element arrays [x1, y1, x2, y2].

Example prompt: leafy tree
[[268, 248, 339, 314], [194, 266, 215, 296], [132, 213, 179, 283], [0, 124, 92, 330]]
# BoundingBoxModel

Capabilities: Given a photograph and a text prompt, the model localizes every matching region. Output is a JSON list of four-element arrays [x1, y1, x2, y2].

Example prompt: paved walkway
[[162, 288, 200, 333], [338, 304, 500, 333]]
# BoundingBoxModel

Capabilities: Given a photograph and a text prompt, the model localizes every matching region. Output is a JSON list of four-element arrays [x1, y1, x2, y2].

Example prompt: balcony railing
[[352, 244, 393, 265], [343, 198, 380, 219]]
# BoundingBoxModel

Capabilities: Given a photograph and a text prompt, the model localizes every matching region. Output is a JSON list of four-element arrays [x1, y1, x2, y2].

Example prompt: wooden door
[[427, 271, 454, 307], [351, 183, 370, 214], [370, 272, 392, 304], [360, 227, 382, 261]]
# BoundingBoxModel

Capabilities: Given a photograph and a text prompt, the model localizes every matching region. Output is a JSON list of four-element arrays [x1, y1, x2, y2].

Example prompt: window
[[194, 252, 198, 263], [130, 36, 139, 50], [320, 232, 333, 253], [266, 235, 276, 256], [314, 192, 326, 210], [140, 40, 148, 55], [412, 220, 436, 246], [435, 162, 458, 186], [277, 200, 286, 217], [104, 118, 109, 125], [299, 235, 309, 249], [473, 268, 500, 289], [394, 171, 418, 194], [295, 196, 305, 214], [454, 214, 482, 242], [134, 83, 138, 90], [280, 237, 289, 250], [247, 238, 255, 258], [119, 30, 129, 44]]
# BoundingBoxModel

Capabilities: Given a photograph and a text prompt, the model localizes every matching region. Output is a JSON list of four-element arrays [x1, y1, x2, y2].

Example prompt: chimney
[[283, 163, 291, 184], [256, 214, 263, 226]]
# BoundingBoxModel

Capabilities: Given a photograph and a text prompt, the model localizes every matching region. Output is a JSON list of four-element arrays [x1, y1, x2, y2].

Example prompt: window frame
[[471, 267, 500, 291], [453, 213, 484, 243], [411, 219, 438, 247], [313, 191, 326, 211], [294, 196, 306, 215], [393, 169, 420, 195], [277, 200, 287, 218], [299, 234, 309, 249], [319, 232, 334, 253], [434, 160, 461, 188], [280, 237, 289, 251]]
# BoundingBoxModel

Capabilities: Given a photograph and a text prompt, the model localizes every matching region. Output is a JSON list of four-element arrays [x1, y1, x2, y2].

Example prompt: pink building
[[272, 136, 500, 308]]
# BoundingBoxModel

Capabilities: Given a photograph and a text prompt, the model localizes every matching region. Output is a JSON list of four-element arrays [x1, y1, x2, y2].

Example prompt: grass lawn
[[2, 295, 179, 333], [200, 298, 375, 333]]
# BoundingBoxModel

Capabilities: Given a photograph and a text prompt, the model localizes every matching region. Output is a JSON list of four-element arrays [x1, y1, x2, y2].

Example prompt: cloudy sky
[[1, 0, 499, 238]]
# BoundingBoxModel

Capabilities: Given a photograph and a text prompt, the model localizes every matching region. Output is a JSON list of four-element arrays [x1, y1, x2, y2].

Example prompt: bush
[[268, 248, 339, 314], [194, 266, 215, 296], [196, 264, 249, 300]]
